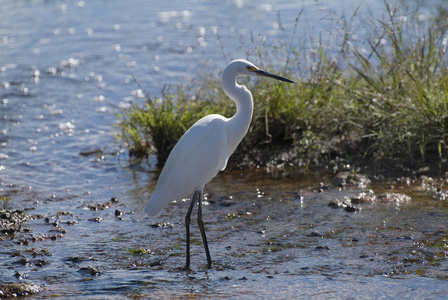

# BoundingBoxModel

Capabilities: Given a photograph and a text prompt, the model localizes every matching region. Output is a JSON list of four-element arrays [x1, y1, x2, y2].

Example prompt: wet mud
[[1, 170, 447, 298]]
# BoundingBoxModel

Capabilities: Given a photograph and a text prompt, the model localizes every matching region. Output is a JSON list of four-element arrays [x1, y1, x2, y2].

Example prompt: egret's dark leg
[[197, 188, 212, 269], [185, 190, 199, 269]]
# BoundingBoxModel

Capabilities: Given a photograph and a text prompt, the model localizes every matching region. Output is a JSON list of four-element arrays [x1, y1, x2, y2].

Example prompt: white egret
[[145, 59, 294, 269]]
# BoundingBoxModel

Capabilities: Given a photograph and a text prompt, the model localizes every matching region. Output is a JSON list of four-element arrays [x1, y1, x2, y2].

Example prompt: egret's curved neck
[[222, 72, 254, 155]]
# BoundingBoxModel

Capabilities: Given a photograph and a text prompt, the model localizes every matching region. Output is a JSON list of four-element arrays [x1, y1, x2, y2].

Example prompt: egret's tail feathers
[[145, 195, 165, 216]]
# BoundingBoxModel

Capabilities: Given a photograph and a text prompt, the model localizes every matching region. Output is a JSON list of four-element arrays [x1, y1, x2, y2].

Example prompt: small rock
[[378, 193, 411, 204], [14, 271, 27, 280], [307, 231, 322, 237], [313, 182, 330, 193], [328, 196, 361, 212], [315, 245, 330, 250], [79, 266, 101, 276], [351, 191, 377, 204], [150, 222, 174, 228], [88, 217, 103, 223], [79, 146, 103, 157], [149, 260, 163, 267], [333, 172, 371, 188], [0, 283, 42, 298]]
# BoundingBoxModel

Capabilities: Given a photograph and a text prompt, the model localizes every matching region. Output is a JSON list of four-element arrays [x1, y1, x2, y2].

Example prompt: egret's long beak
[[255, 68, 294, 83]]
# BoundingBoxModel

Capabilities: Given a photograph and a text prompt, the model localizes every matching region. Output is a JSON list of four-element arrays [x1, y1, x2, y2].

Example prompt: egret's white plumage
[[145, 59, 293, 269], [145, 115, 229, 215]]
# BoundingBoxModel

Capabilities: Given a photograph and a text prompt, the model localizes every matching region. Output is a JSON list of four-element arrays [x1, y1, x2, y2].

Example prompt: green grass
[[115, 1, 448, 174]]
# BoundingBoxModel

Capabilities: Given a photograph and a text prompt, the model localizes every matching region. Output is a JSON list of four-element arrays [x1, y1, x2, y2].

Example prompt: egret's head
[[226, 59, 294, 83], [245, 63, 294, 83]]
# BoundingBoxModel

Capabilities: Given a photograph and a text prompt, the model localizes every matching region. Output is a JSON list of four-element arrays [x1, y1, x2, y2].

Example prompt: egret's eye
[[246, 65, 258, 72]]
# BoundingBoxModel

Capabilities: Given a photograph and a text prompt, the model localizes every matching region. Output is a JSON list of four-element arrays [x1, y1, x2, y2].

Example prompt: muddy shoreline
[[1, 170, 447, 298]]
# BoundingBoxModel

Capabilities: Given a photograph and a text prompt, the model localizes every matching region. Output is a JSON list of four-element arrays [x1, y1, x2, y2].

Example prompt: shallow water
[[2, 171, 448, 299], [1, 1, 447, 299]]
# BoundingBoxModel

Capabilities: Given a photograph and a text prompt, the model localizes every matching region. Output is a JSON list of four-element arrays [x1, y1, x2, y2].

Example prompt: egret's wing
[[145, 115, 228, 216]]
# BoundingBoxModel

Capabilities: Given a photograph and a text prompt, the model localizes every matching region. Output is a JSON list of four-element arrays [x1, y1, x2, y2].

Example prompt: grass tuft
[[115, 1, 448, 174]]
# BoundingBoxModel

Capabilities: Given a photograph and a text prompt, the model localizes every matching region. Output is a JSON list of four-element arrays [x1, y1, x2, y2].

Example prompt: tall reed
[[115, 1, 448, 174]]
